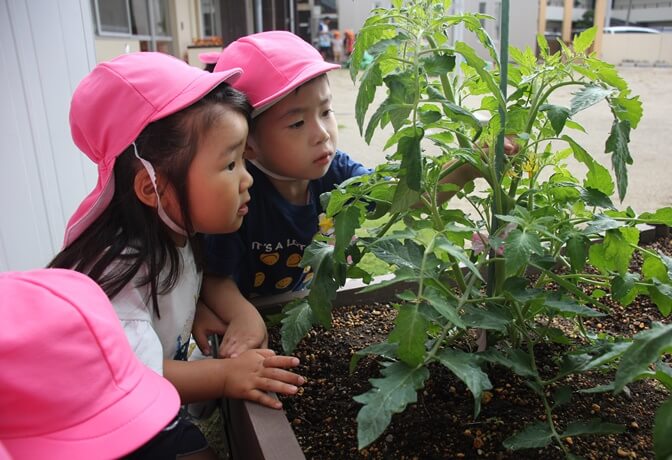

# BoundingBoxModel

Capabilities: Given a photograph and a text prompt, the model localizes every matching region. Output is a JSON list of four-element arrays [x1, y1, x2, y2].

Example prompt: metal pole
[[625, 0, 633, 25], [255, 0, 263, 32], [289, 0, 295, 33]]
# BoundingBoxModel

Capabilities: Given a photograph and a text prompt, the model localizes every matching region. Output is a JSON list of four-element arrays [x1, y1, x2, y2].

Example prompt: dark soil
[[268, 236, 672, 459]]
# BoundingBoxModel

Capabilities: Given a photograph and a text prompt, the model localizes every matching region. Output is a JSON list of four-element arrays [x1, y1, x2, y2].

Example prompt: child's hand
[[219, 305, 268, 358], [192, 300, 228, 356], [481, 134, 520, 156], [224, 349, 304, 409]]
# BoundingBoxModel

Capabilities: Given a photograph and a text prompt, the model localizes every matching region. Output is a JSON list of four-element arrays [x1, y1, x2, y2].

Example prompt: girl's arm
[[163, 349, 303, 408], [194, 275, 267, 357]]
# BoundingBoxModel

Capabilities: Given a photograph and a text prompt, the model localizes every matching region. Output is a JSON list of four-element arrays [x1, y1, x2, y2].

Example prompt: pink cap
[[199, 51, 220, 64], [214, 31, 340, 115], [0, 269, 180, 459], [64, 52, 242, 246]]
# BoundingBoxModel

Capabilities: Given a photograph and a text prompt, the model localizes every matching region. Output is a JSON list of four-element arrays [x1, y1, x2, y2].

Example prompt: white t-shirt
[[110, 245, 202, 375]]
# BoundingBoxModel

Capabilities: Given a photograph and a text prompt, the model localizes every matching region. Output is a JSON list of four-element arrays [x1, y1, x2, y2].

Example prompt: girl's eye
[[226, 161, 236, 171], [289, 120, 304, 129], [322, 109, 334, 117]]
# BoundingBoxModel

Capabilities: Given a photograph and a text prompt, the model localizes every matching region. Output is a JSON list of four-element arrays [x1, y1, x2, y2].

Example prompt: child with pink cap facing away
[[201, 31, 517, 327], [0, 268, 203, 458], [48, 52, 303, 421]]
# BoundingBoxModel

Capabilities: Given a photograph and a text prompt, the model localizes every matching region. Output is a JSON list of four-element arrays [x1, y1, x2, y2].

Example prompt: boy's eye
[[289, 120, 304, 129], [226, 161, 236, 171], [322, 108, 334, 117]]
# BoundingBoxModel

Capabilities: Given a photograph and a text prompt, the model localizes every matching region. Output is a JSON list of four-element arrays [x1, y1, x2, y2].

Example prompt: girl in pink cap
[[48, 52, 304, 440]]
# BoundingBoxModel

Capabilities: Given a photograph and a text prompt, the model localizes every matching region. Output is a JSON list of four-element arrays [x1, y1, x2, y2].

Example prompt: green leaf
[[639, 207, 672, 227], [390, 174, 421, 213], [462, 304, 512, 331], [334, 206, 361, 262], [355, 362, 430, 448], [605, 119, 632, 202], [384, 72, 415, 131], [614, 322, 672, 392], [654, 399, 672, 459], [504, 229, 545, 277], [455, 41, 505, 110], [480, 349, 537, 378], [540, 104, 570, 135], [562, 419, 625, 437], [563, 135, 615, 196], [389, 303, 428, 366], [570, 85, 613, 115], [545, 295, 605, 318], [503, 422, 553, 450], [582, 214, 624, 235], [397, 129, 423, 191], [552, 386, 572, 409], [503, 277, 543, 303], [437, 349, 492, 417], [422, 286, 465, 329], [649, 281, 672, 316], [350, 342, 399, 373], [573, 27, 596, 54], [368, 238, 428, 273], [440, 101, 483, 134], [566, 234, 589, 273], [435, 236, 484, 282], [610, 96, 643, 129], [302, 241, 339, 327], [356, 63, 383, 134], [588, 227, 639, 275], [421, 53, 456, 76], [280, 299, 316, 354]]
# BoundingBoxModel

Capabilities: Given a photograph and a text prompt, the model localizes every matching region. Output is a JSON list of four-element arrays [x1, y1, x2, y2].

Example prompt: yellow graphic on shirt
[[303, 272, 314, 284], [286, 253, 302, 267], [275, 277, 293, 290], [303, 265, 311, 273], [254, 272, 265, 288], [260, 252, 279, 266]]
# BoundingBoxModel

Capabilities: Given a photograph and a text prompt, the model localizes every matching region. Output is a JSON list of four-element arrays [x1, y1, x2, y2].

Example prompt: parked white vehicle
[[603, 26, 661, 34]]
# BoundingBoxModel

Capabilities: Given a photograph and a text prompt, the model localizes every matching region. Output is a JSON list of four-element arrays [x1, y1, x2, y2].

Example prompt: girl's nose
[[241, 166, 253, 191]]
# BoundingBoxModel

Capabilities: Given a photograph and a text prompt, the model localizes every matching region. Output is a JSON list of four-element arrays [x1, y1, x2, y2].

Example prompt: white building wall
[[337, 0, 392, 33], [0, 0, 97, 271]]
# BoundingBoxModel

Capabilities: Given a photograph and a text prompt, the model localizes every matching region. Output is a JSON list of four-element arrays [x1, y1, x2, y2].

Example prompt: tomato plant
[[280, 0, 672, 455]]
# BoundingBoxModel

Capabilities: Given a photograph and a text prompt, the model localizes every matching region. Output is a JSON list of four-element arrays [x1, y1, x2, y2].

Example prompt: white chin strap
[[132, 143, 188, 236], [248, 159, 296, 182]]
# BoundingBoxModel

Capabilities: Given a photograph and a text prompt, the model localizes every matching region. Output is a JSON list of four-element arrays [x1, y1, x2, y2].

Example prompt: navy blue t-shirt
[[205, 151, 370, 298]]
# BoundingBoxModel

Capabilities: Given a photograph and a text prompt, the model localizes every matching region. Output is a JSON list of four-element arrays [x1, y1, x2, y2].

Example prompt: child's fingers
[[263, 355, 300, 369], [247, 390, 284, 409], [192, 330, 211, 356], [256, 375, 302, 396], [260, 367, 305, 387]]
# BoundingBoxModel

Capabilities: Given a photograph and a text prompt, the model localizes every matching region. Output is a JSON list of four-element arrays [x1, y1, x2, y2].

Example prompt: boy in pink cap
[[0, 268, 197, 458], [48, 52, 304, 426], [200, 32, 514, 327]]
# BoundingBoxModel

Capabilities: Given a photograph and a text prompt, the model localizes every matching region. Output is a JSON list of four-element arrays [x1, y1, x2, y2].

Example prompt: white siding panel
[[0, 0, 96, 271]]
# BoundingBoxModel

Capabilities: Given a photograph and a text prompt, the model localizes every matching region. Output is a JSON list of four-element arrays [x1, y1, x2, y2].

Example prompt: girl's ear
[[133, 168, 158, 208]]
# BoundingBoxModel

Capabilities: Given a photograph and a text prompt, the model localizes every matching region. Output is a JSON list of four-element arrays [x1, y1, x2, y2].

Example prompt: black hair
[[49, 82, 251, 317]]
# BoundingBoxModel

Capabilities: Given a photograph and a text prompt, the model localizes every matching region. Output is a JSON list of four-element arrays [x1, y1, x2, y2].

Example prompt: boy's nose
[[313, 122, 330, 145]]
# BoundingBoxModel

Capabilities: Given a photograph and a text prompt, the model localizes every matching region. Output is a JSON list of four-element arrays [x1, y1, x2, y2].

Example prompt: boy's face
[[185, 107, 253, 234], [247, 76, 338, 180]]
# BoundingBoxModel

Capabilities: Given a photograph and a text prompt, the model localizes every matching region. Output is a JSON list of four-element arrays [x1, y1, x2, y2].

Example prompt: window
[[201, 0, 221, 37], [479, 2, 487, 27], [93, 0, 172, 52]]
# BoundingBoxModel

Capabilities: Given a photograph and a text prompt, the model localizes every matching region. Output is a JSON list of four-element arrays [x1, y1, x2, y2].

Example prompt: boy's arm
[[199, 275, 268, 357], [434, 136, 519, 205]]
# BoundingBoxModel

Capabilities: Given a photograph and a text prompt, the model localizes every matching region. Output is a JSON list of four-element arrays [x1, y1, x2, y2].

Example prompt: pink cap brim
[[3, 363, 180, 459]]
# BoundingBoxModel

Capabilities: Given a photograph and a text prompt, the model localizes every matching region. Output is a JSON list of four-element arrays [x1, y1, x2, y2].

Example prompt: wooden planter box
[[222, 224, 669, 460]]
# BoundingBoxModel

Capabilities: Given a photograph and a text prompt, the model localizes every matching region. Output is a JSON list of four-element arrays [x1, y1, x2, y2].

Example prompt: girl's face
[[247, 76, 338, 180], [183, 106, 253, 235]]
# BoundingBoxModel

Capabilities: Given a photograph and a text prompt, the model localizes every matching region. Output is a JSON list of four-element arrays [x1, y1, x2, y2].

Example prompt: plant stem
[[527, 341, 570, 455]]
